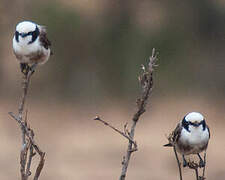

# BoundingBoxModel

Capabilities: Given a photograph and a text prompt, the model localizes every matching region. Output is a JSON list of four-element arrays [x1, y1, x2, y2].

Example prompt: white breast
[[13, 35, 41, 55], [180, 125, 209, 147], [13, 35, 50, 64]]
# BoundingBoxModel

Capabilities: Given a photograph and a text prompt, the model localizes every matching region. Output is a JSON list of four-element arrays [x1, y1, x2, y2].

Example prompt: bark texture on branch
[[119, 48, 157, 180], [95, 48, 158, 180], [9, 69, 45, 180]]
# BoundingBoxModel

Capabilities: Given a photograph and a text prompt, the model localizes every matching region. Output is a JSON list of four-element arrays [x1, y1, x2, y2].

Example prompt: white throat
[[13, 35, 40, 55], [181, 125, 209, 146]]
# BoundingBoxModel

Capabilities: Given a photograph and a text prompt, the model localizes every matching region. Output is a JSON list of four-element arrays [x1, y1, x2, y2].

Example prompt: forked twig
[[94, 116, 137, 148], [9, 67, 45, 180], [95, 48, 158, 180]]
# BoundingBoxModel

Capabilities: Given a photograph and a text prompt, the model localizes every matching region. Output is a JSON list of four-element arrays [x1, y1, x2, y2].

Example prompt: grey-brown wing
[[172, 123, 182, 143], [164, 122, 182, 147], [39, 27, 51, 50]]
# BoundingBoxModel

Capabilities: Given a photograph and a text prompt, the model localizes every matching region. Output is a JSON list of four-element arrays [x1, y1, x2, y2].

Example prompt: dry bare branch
[[119, 48, 157, 180], [94, 116, 137, 149], [95, 48, 158, 180], [9, 67, 45, 180]]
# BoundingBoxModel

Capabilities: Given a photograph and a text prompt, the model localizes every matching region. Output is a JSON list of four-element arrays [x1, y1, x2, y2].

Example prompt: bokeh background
[[0, 0, 225, 179]]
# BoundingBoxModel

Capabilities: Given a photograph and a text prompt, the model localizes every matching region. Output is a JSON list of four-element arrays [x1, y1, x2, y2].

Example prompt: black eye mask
[[15, 31, 19, 42], [182, 117, 190, 132], [182, 117, 206, 132], [15, 25, 40, 44], [29, 26, 40, 44]]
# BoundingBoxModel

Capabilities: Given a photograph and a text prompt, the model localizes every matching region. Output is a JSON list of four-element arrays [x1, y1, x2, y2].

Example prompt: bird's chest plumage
[[13, 36, 40, 55], [176, 126, 209, 155], [13, 36, 50, 64]]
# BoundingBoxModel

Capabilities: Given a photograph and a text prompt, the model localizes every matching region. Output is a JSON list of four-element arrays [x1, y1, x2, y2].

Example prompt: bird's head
[[14, 21, 40, 44], [182, 112, 206, 131]]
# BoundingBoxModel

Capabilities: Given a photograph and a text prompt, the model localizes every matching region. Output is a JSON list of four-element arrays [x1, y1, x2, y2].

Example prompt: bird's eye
[[15, 31, 19, 42]]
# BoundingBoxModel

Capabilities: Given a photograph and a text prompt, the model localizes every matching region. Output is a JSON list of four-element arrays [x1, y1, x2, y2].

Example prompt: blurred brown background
[[0, 0, 225, 179]]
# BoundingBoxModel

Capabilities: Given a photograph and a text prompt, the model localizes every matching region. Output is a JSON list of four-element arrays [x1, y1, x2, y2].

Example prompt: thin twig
[[195, 168, 199, 180], [9, 65, 45, 180], [94, 116, 137, 147], [33, 152, 45, 180], [119, 121, 137, 180], [19, 72, 33, 147], [26, 131, 35, 177], [20, 141, 29, 180], [119, 48, 157, 180], [18, 71, 33, 180], [173, 146, 183, 180], [9, 112, 44, 156], [18, 72, 32, 119]]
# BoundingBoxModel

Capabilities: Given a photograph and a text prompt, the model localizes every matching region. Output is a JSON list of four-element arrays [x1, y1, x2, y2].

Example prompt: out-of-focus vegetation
[[1, 1, 225, 180], [1, 0, 225, 103]]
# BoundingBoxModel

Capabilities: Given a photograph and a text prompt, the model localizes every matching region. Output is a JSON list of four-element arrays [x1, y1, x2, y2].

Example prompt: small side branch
[[94, 116, 137, 150]]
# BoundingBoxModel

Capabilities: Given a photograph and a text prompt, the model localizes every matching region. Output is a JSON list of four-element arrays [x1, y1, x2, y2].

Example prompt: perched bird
[[164, 112, 210, 167], [13, 20, 52, 75]]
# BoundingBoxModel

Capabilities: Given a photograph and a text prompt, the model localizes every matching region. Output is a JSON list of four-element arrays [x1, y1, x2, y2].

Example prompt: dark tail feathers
[[163, 143, 172, 147]]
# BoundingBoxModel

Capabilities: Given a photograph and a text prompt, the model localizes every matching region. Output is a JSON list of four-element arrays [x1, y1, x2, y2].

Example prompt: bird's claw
[[20, 63, 30, 76], [30, 63, 38, 75], [199, 159, 205, 168], [183, 160, 187, 167], [182, 155, 187, 167], [20, 63, 37, 76], [197, 153, 205, 168]]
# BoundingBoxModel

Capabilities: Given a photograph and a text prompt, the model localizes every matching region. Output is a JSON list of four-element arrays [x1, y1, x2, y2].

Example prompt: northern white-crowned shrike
[[164, 112, 210, 167], [13, 21, 52, 75]]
